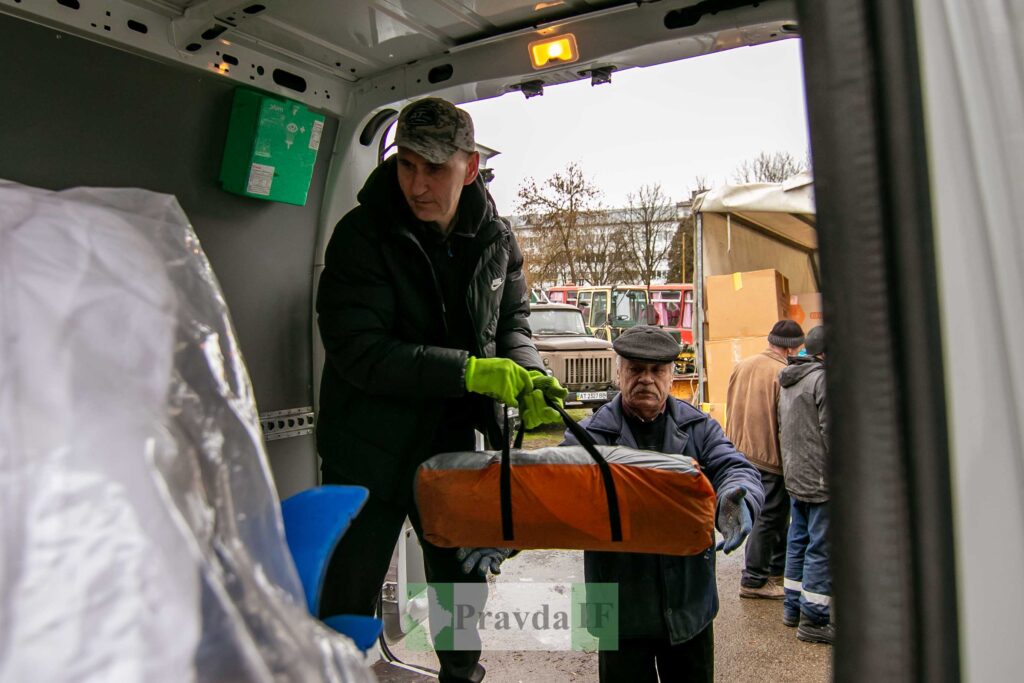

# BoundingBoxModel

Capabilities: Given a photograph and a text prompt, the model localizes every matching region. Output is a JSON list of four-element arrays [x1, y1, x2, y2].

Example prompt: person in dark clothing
[[315, 98, 564, 682], [778, 325, 835, 645], [562, 326, 765, 682]]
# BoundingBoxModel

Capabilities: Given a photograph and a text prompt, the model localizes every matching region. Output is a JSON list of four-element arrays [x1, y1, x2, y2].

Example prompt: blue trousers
[[783, 499, 832, 625]]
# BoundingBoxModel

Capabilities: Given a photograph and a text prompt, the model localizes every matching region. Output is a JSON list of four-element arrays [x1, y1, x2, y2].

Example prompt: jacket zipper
[[463, 229, 504, 357], [398, 230, 448, 339]]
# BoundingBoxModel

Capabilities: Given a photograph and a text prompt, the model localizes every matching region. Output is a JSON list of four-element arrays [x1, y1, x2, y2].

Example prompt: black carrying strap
[[500, 409, 519, 541], [499, 401, 623, 544]]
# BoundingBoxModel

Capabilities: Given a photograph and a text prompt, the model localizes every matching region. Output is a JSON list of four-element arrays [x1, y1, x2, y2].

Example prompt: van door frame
[[797, 0, 960, 679]]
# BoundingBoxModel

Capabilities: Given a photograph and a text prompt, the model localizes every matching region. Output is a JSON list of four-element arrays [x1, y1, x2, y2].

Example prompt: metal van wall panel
[[0, 13, 334, 494]]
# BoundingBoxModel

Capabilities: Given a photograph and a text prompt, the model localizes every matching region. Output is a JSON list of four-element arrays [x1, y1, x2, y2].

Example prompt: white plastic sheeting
[[0, 182, 374, 682]]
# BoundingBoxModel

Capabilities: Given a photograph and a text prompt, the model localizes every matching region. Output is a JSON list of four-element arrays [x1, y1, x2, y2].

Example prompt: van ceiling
[[1, 0, 797, 117], [161, 0, 641, 77]]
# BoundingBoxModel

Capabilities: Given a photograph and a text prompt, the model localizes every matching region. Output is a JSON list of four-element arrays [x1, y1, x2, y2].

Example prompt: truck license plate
[[576, 391, 608, 401]]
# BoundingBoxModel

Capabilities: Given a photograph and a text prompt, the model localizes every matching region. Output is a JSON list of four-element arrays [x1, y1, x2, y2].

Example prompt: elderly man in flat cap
[[562, 326, 765, 682]]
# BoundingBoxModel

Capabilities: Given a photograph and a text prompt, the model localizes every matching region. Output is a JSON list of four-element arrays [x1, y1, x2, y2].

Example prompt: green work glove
[[527, 370, 568, 408], [518, 388, 562, 430], [464, 356, 533, 407]]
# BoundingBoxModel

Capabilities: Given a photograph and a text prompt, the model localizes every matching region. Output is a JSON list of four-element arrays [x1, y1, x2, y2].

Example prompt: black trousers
[[741, 469, 791, 587], [320, 466, 486, 683], [598, 625, 714, 683]]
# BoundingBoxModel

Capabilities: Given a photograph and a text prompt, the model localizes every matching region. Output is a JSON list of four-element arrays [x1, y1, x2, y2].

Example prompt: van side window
[[577, 291, 593, 325], [683, 290, 694, 329], [592, 291, 608, 325]]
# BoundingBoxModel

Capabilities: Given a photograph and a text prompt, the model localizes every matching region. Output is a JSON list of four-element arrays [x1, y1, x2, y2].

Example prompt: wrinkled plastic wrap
[[0, 181, 374, 682]]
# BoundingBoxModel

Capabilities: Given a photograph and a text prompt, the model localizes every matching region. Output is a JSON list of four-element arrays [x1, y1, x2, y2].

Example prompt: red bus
[[546, 285, 579, 306], [648, 283, 694, 344]]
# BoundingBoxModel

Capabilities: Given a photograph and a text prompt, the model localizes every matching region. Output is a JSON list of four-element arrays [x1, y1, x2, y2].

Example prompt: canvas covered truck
[[691, 173, 819, 425]]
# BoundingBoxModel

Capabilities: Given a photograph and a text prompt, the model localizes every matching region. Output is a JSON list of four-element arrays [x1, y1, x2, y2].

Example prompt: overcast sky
[[462, 38, 810, 216]]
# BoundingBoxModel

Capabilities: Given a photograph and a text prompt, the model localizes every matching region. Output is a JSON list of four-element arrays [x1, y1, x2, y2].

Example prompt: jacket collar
[[588, 394, 704, 452]]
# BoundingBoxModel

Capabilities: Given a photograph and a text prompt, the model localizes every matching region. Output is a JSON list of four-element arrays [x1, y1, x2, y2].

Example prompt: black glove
[[456, 547, 515, 576], [716, 486, 753, 554]]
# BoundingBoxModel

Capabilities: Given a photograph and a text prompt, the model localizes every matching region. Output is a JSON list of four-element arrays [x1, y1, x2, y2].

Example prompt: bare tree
[[692, 175, 711, 195], [577, 220, 632, 285], [515, 162, 603, 286], [732, 150, 808, 184], [516, 222, 563, 288], [666, 176, 710, 283], [618, 183, 678, 286]]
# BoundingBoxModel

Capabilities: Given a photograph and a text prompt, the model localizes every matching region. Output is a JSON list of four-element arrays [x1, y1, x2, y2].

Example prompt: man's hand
[[716, 486, 753, 554], [527, 370, 568, 408], [464, 357, 533, 407], [518, 388, 561, 430], [456, 547, 514, 576]]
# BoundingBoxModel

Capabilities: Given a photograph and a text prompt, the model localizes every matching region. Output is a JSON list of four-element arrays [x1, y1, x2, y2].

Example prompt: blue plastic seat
[[280, 485, 383, 652]]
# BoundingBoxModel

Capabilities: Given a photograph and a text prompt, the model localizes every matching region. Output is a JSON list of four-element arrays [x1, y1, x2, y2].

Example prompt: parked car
[[529, 303, 618, 408]]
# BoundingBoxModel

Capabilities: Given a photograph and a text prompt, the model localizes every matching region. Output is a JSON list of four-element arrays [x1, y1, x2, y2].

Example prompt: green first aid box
[[219, 88, 325, 206]]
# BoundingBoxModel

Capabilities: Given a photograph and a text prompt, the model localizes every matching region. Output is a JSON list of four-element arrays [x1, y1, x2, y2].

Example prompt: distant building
[[510, 204, 679, 288], [676, 195, 694, 221], [475, 143, 500, 185]]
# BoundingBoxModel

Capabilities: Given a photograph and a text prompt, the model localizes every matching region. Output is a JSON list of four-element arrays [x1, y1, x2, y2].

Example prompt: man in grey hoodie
[[777, 325, 835, 644]]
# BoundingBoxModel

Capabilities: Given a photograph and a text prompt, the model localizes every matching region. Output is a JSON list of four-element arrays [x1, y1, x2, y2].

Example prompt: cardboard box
[[789, 292, 823, 332], [701, 402, 728, 431], [704, 336, 769, 403], [705, 269, 790, 340], [670, 376, 699, 403]]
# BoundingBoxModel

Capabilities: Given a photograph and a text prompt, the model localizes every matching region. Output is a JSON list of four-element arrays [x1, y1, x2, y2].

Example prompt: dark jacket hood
[[780, 355, 824, 388], [356, 156, 496, 237]]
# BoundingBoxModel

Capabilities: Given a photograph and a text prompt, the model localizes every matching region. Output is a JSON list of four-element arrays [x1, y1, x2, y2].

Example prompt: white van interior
[[2, 0, 1022, 680]]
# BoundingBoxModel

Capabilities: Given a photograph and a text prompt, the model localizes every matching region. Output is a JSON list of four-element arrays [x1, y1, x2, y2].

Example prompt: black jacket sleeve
[[316, 210, 467, 399], [494, 223, 544, 372]]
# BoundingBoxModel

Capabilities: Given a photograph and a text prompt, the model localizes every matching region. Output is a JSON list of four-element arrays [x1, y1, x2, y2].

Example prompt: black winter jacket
[[778, 356, 830, 502], [316, 157, 543, 502]]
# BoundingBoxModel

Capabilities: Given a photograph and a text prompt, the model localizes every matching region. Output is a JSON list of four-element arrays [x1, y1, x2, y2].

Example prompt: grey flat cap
[[612, 326, 680, 363]]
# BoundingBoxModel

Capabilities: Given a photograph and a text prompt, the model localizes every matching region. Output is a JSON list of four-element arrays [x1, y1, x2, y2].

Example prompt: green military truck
[[530, 303, 618, 408]]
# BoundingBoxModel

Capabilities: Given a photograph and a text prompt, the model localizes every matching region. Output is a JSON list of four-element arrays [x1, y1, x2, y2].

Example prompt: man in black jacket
[[315, 98, 561, 682]]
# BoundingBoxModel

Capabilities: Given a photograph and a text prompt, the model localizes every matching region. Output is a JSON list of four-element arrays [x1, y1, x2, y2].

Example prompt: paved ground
[[375, 417, 832, 682], [380, 547, 831, 682]]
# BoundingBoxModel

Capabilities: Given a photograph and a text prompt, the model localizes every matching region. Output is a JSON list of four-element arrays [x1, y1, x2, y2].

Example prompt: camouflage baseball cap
[[394, 97, 475, 164]]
